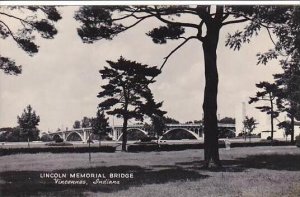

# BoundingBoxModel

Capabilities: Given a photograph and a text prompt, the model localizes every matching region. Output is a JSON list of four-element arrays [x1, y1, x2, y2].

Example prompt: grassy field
[[0, 146, 300, 197]]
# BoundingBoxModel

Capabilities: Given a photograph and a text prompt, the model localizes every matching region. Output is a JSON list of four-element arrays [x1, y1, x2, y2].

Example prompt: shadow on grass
[[0, 165, 208, 197], [175, 154, 300, 172]]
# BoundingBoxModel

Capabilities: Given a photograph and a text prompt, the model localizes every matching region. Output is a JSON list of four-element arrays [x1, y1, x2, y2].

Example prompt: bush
[[87, 139, 94, 143], [128, 144, 158, 152], [127, 141, 294, 152], [257, 133, 261, 138], [55, 137, 63, 143], [296, 135, 300, 147], [45, 142, 73, 146], [101, 135, 113, 141], [128, 143, 223, 152], [238, 133, 243, 137], [230, 141, 292, 147], [267, 136, 272, 140], [0, 146, 116, 156], [140, 136, 155, 142], [41, 134, 52, 142]]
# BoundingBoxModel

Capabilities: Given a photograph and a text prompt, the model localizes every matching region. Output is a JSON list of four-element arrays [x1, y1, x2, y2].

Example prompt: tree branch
[[257, 98, 271, 101], [222, 13, 230, 21], [156, 15, 198, 29], [223, 12, 275, 28], [0, 20, 19, 43], [159, 36, 198, 72], [146, 7, 199, 29], [0, 12, 35, 28], [265, 27, 288, 57], [197, 20, 205, 41], [266, 27, 277, 46], [111, 11, 143, 21], [222, 18, 248, 26], [120, 14, 153, 32], [128, 6, 199, 16]]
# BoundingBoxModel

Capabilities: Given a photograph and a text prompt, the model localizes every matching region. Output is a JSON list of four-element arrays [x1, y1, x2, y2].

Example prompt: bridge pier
[[83, 129, 87, 142], [62, 133, 66, 141], [112, 127, 117, 141]]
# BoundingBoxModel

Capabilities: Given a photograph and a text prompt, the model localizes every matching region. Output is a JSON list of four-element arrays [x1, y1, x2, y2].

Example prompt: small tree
[[81, 116, 92, 128], [91, 110, 109, 147], [242, 116, 258, 142], [151, 115, 166, 138], [73, 120, 81, 129], [277, 121, 292, 141], [17, 105, 40, 147], [98, 56, 165, 151], [249, 82, 280, 141]]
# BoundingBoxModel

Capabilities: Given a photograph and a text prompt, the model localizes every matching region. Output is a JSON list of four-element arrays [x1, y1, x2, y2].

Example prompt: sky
[[0, 6, 284, 132]]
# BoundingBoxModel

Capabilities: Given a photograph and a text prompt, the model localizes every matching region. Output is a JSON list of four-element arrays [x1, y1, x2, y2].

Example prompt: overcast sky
[[0, 6, 283, 132]]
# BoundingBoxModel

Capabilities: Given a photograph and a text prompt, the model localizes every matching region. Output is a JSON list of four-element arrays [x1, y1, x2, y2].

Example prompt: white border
[[0, 1, 300, 6]]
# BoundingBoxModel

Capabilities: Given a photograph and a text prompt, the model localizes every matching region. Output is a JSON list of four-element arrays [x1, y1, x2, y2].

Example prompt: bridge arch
[[117, 128, 148, 141], [160, 128, 201, 140], [52, 134, 63, 141], [66, 131, 84, 141], [218, 128, 236, 138]]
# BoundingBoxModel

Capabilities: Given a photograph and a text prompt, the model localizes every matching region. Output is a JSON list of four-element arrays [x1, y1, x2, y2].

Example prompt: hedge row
[[127, 141, 295, 152], [0, 146, 116, 156], [230, 141, 294, 148], [128, 143, 226, 152]]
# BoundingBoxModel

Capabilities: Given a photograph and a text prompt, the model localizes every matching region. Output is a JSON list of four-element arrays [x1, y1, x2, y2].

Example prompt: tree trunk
[[271, 115, 274, 140], [27, 136, 30, 148], [290, 101, 296, 143], [291, 114, 295, 143], [270, 96, 274, 141], [121, 116, 128, 151], [88, 131, 91, 162], [202, 24, 221, 168]]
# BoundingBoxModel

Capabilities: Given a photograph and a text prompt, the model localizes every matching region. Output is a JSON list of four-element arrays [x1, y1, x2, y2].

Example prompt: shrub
[[0, 146, 116, 156], [55, 137, 63, 143], [267, 136, 272, 140], [41, 134, 52, 142], [87, 139, 94, 143], [296, 135, 300, 147], [128, 144, 158, 152], [127, 141, 294, 152], [140, 136, 154, 142], [238, 133, 243, 137], [257, 133, 261, 138], [45, 142, 73, 146], [101, 135, 113, 141]]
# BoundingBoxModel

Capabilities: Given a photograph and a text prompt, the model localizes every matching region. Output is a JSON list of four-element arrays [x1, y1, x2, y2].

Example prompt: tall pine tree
[[249, 82, 281, 141], [98, 56, 165, 151]]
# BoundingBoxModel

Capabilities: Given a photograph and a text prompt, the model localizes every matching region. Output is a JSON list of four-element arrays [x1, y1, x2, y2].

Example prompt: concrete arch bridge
[[48, 123, 235, 142], [48, 128, 113, 142]]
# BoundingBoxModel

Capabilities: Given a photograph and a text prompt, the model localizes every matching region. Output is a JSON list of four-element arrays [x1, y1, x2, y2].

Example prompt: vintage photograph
[[0, 1, 300, 196]]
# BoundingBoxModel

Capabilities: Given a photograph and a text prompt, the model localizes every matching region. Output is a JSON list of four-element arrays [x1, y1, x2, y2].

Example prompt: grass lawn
[[0, 146, 300, 197]]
